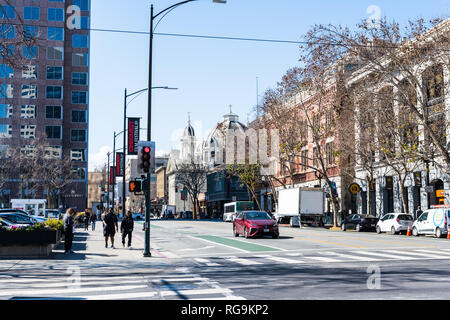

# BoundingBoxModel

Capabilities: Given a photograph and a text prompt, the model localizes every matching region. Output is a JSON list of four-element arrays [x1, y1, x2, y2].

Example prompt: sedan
[[0, 213, 37, 226], [341, 214, 379, 232], [376, 213, 414, 235], [0, 217, 30, 228], [233, 211, 279, 239]]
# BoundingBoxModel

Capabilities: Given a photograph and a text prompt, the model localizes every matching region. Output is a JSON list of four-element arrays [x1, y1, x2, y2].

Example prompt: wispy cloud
[[88, 146, 112, 171]]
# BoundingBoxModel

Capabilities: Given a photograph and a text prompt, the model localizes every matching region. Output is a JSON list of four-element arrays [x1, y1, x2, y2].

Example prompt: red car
[[233, 211, 279, 239]]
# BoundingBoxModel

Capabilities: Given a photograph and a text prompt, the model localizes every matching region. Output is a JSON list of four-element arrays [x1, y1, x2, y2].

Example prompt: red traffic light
[[144, 147, 150, 153]]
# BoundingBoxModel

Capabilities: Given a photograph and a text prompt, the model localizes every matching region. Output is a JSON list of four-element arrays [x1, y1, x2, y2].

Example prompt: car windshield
[[0, 214, 31, 223], [398, 215, 413, 220], [246, 212, 271, 220]]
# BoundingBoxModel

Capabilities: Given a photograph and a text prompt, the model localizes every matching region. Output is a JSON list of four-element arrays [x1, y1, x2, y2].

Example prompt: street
[[2, 219, 450, 300]]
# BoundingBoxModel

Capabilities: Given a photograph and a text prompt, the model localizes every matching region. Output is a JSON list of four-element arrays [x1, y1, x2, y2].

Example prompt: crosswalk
[[191, 248, 450, 268], [0, 271, 245, 300]]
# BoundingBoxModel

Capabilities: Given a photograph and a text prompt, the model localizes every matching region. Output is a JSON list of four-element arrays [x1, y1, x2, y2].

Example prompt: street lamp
[[144, 0, 226, 257]]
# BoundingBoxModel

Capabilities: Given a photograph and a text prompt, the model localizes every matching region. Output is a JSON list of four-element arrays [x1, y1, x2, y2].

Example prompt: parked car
[[0, 209, 47, 223], [161, 211, 174, 220], [412, 208, 449, 238], [182, 211, 193, 219], [45, 209, 62, 220], [0, 217, 30, 228], [132, 212, 143, 220], [233, 211, 279, 239], [341, 214, 379, 232], [376, 213, 414, 234], [0, 213, 38, 226]]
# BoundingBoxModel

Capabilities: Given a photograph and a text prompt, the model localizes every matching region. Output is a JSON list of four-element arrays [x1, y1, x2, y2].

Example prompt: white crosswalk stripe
[[303, 256, 342, 263], [386, 250, 445, 259], [352, 250, 417, 260], [322, 251, 381, 262], [255, 255, 304, 264], [194, 258, 220, 266], [225, 256, 263, 265]]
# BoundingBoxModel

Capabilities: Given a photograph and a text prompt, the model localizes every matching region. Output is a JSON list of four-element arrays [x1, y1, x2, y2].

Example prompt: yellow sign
[[436, 190, 445, 198], [349, 183, 361, 194]]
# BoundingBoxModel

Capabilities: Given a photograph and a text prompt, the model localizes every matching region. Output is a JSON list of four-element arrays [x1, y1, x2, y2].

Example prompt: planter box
[[0, 230, 58, 245]]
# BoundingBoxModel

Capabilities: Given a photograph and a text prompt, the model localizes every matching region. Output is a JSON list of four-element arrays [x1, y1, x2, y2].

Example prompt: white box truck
[[276, 187, 325, 227]]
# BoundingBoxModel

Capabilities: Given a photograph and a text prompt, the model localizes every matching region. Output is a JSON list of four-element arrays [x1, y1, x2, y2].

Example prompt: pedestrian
[[90, 210, 97, 231], [63, 208, 76, 254], [415, 206, 423, 220], [84, 210, 90, 231], [103, 209, 118, 248], [121, 210, 134, 249]]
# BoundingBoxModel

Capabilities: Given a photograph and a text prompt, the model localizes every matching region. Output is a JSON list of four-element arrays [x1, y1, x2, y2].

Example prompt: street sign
[[128, 118, 140, 155], [116, 152, 124, 177], [348, 183, 361, 195]]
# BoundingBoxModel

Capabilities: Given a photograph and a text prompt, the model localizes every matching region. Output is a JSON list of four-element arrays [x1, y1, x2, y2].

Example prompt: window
[[72, 35, 88, 48], [72, 72, 87, 85], [23, 25, 38, 39], [0, 6, 15, 19], [0, 45, 14, 58], [73, 0, 90, 10], [45, 105, 62, 119], [71, 149, 86, 161], [72, 91, 87, 104], [0, 124, 12, 138], [45, 126, 61, 139], [47, 27, 63, 41], [71, 110, 86, 123], [0, 84, 13, 98], [72, 16, 89, 30], [22, 85, 37, 99], [0, 104, 12, 118], [45, 146, 62, 159], [46, 86, 62, 99], [326, 142, 335, 166], [47, 47, 63, 60], [46, 66, 63, 80], [48, 8, 64, 21], [22, 65, 37, 79], [301, 150, 308, 171], [0, 25, 14, 39], [72, 53, 88, 66], [22, 46, 38, 59], [24, 7, 40, 20], [0, 64, 13, 78], [71, 129, 86, 142], [20, 105, 36, 119], [72, 167, 86, 180], [20, 125, 36, 139]]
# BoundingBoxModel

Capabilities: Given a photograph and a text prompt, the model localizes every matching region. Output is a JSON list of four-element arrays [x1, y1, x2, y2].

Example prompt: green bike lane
[[135, 220, 282, 255]]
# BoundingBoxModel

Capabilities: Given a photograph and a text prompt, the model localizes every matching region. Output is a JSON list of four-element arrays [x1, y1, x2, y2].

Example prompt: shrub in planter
[[0, 222, 60, 245]]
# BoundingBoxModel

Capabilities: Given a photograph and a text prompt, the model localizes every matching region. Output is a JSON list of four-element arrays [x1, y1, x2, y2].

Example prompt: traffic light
[[129, 180, 142, 193], [138, 145, 151, 173]]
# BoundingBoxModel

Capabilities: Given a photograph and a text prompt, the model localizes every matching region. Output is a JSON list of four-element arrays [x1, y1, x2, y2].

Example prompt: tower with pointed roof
[[180, 114, 196, 162]]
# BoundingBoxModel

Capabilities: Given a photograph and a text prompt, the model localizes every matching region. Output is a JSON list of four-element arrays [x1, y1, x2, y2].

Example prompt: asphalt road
[[2, 219, 450, 300]]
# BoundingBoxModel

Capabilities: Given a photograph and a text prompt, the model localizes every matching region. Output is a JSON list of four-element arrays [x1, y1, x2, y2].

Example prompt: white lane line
[[415, 249, 450, 256], [255, 255, 304, 264], [0, 280, 145, 288], [152, 277, 209, 282], [194, 258, 220, 267], [387, 250, 448, 259], [188, 236, 249, 253], [179, 246, 216, 252], [303, 256, 342, 263], [323, 251, 380, 262], [0, 285, 148, 297], [85, 291, 158, 300], [353, 251, 417, 260], [160, 288, 234, 297], [0, 276, 145, 284], [225, 256, 263, 265]]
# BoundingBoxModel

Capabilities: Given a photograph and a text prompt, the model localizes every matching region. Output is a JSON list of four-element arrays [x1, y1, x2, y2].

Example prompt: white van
[[412, 208, 449, 238]]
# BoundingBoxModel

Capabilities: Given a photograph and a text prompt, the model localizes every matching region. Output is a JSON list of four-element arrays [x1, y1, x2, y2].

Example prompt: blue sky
[[88, 0, 450, 170]]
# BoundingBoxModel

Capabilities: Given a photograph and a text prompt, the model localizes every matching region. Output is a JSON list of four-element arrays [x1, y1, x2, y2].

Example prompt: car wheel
[[376, 226, 381, 234], [233, 225, 239, 237], [391, 226, 397, 235], [435, 228, 442, 238], [244, 227, 249, 239], [412, 227, 419, 237], [356, 224, 361, 232], [272, 233, 279, 239], [341, 223, 346, 231]]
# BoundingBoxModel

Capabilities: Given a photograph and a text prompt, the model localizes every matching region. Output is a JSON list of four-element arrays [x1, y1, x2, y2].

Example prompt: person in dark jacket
[[63, 208, 76, 254], [121, 211, 134, 249], [90, 211, 97, 231], [103, 209, 118, 248], [84, 210, 90, 231]]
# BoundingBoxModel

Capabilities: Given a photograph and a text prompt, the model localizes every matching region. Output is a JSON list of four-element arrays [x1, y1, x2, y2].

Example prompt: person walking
[[84, 210, 90, 231], [103, 209, 118, 248], [415, 206, 423, 220], [121, 211, 134, 249], [63, 208, 76, 254], [90, 211, 97, 231]]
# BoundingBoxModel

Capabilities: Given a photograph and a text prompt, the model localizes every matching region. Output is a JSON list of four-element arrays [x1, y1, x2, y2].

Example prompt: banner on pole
[[128, 118, 140, 155]]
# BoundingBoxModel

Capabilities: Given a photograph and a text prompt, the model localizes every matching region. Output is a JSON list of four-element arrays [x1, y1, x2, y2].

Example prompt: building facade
[[0, 0, 90, 210]]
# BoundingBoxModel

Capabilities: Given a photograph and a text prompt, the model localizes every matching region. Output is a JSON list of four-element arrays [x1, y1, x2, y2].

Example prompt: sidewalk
[[51, 221, 153, 261]]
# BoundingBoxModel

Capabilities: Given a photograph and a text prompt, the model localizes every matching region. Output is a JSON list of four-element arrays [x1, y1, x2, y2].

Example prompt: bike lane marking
[[194, 235, 280, 253]]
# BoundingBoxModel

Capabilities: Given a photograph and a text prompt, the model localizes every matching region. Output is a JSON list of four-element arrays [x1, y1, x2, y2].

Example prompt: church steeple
[[181, 113, 196, 161]]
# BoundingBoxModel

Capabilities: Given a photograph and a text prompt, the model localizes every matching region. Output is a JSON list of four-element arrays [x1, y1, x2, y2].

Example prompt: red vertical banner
[[110, 166, 116, 185], [116, 152, 124, 177], [128, 118, 140, 155]]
